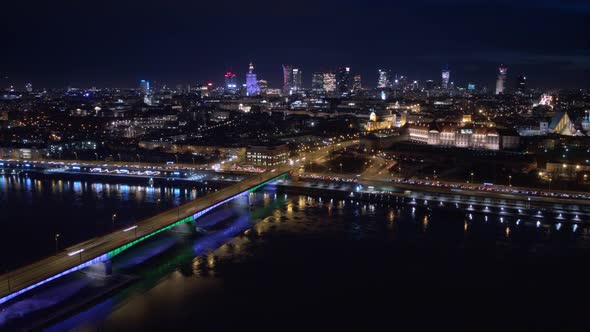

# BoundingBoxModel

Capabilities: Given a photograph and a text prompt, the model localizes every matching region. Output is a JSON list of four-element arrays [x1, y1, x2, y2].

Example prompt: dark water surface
[[2, 174, 590, 331]]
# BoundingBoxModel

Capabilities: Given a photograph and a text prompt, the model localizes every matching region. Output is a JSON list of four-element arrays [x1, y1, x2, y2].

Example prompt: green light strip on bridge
[[248, 173, 288, 193], [107, 216, 194, 259], [106, 173, 287, 259]]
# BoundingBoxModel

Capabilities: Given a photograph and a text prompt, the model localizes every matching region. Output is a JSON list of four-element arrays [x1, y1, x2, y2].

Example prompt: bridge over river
[[0, 169, 290, 305]]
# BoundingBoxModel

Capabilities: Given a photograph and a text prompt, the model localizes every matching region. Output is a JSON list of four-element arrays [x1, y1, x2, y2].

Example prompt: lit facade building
[[323, 72, 336, 93], [245, 144, 289, 167], [292, 68, 302, 93], [495, 65, 508, 95], [282, 64, 292, 94], [441, 65, 450, 89], [245, 62, 260, 96], [352, 74, 362, 93], [140, 80, 150, 95], [312, 72, 324, 93], [25, 83, 32, 92], [258, 79, 268, 92], [407, 121, 520, 150], [377, 69, 389, 88], [364, 110, 396, 131], [336, 66, 351, 95], [224, 71, 238, 94]]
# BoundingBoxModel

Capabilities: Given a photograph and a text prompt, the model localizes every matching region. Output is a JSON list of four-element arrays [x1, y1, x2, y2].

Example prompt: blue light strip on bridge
[[0, 254, 110, 305]]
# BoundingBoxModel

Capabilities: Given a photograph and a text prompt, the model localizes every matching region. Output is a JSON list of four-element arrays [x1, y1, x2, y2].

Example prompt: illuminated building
[[25, 83, 32, 93], [139, 80, 150, 95], [246, 144, 289, 167], [336, 66, 351, 95], [312, 72, 324, 93], [246, 62, 260, 96], [495, 65, 508, 95], [292, 68, 302, 93], [258, 79, 268, 92], [224, 71, 238, 94], [377, 69, 389, 88], [407, 122, 519, 150], [322, 72, 336, 93], [441, 65, 450, 89], [282, 65, 292, 94], [352, 74, 362, 93], [364, 110, 396, 131]]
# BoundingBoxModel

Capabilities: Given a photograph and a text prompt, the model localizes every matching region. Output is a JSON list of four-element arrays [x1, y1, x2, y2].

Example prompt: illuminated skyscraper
[[224, 71, 238, 94], [282, 64, 292, 94], [246, 62, 260, 96], [496, 64, 508, 95], [516, 74, 526, 93], [292, 68, 302, 93], [441, 65, 450, 90], [377, 69, 389, 88], [323, 72, 336, 93], [336, 66, 351, 95], [139, 80, 150, 95], [312, 72, 324, 93], [352, 74, 362, 93]]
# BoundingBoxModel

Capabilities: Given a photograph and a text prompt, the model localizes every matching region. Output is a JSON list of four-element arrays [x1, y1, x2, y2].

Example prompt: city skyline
[[1, 0, 589, 89]]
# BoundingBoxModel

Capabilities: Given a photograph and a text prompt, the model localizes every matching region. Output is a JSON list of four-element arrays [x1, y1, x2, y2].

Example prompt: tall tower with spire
[[246, 62, 260, 96]]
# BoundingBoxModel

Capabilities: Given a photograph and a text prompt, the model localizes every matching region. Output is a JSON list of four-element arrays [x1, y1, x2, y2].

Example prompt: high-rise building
[[441, 65, 450, 90], [352, 74, 362, 93], [516, 74, 526, 93], [496, 65, 508, 95], [25, 83, 32, 93], [292, 68, 302, 93], [312, 72, 324, 93], [258, 79, 268, 92], [246, 62, 260, 96], [140, 80, 150, 95], [282, 64, 292, 94], [425, 80, 435, 91], [224, 71, 238, 94], [336, 66, 351, 95], [323, 72, 336, 93], [377, 69, 389, 88]]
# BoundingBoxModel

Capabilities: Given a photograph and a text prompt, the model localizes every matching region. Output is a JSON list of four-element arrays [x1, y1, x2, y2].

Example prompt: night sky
[[1, 0, 589, 89]]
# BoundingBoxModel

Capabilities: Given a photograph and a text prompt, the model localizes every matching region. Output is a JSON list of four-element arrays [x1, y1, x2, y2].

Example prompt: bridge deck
[[0, 170, 289, 305]]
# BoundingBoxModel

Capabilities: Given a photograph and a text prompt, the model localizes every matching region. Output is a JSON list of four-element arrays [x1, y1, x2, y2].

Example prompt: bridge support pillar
[[83, 260, 112, 279]]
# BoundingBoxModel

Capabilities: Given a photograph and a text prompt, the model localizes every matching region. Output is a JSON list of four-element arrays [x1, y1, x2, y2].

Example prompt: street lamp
[[117, 153, 121, 162], [175, 154, 179, 164], [339, 162, 343, 173], [548, 178, 552, 193], [94, 152, 98, 161], [136, 154, 141, 163], [73, 152, 78, 160], [508, 175, 512, 187], [55, 233, 60, 254], [112, 213, 117, 231], [470, 172, 474, 184], [433, 170, 437, 180]]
